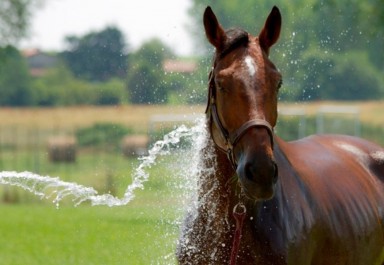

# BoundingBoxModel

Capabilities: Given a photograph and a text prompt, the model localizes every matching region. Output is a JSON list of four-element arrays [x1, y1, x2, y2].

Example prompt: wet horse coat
[[177, 6, 384, 265]]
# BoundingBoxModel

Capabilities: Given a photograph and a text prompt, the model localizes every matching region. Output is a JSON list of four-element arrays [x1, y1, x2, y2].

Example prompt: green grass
[[0, 151, 191, 265], [0, 204, 179, 265], [1, 103, 383, 264]]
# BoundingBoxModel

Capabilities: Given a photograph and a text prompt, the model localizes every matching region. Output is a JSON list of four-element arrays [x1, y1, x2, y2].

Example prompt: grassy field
[[0, 152, 190, 265], [279, 100, 384, 126], [0, 105, 203, 132], [0, 100, 383, 130], [0, 102, 383, 264], [0, 204, 179, 265]]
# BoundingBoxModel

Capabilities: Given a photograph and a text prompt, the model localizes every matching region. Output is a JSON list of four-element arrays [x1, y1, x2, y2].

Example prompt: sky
[[20, 0, 195, 56]]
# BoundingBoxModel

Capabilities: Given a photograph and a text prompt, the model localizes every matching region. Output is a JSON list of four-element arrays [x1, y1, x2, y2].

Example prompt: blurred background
[[2, 0, 384, 106], [0, 0, 383, 264]]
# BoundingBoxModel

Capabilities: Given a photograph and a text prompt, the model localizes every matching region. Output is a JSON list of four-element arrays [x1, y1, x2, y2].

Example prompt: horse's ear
[[259, 6, 281, 55], [203, 6, 227, 50]]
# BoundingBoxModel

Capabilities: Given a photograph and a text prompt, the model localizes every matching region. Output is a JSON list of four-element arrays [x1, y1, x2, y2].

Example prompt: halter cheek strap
[[208, 92, 274, 169]]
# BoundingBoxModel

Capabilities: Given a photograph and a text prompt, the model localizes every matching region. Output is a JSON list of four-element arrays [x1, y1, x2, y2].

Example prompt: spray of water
[[0, 118, 207, 208]]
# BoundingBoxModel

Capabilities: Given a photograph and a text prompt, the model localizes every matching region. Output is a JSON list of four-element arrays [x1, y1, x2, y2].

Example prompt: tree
[[188, 0, 384, 101], [32, 64, 96, 106], [0, 0, 42, 45], [188, 0, 289, 54], [299, 49, 384, 100], [0, 46, 32, 106], [61, 26, 128, 81], [127, 38, 173, 104], [32, 64, 127, 106]]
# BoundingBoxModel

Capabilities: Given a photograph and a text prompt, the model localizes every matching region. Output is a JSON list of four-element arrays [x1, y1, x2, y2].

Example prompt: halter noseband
[[206, 72, 275, 169]]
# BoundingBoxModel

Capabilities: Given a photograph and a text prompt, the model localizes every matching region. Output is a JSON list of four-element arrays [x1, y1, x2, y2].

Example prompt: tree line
[[189, 0, 384, 101], [0, 0, 383, 106], [0, 26, 203, 106]]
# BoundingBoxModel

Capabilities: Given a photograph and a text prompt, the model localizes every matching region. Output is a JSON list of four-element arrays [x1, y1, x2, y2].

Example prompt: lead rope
[[230, 202, 246, 265]]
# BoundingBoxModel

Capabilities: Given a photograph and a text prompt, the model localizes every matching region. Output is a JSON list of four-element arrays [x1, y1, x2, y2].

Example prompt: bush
[[0, 46, 32, 106], [32, 65, 127, 106], [94, 79, 126, 105], [32, 65, 96, 106], [76, 123, 132, 150]]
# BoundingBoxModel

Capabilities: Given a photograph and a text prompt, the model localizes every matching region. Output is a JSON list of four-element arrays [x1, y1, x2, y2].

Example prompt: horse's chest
[[236, 207, 289, 264]]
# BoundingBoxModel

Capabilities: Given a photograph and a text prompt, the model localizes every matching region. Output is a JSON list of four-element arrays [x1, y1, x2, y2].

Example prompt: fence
[[316, 105, 360, 136], [0, 106, 362, 178]]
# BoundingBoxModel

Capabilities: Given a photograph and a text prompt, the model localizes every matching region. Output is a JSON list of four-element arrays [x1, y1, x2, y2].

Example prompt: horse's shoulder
[[273, 134, 384, 245], [278, 133, 384, 195]]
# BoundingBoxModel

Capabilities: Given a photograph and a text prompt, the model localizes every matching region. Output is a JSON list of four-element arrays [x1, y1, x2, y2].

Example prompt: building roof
[[162, 59, 197, 74], [21, 49, 58, 77]]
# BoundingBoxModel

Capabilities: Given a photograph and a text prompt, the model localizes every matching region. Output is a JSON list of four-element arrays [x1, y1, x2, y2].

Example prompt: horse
[[176, 5, 384, 265]]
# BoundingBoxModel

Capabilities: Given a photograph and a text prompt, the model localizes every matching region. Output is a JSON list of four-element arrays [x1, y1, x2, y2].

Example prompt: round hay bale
[[121, 135, 149, 157], [47, 136, 77, 163]]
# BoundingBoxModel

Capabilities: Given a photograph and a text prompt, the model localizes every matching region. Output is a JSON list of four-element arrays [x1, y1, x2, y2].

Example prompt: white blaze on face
[[244, 55, 257, 77]]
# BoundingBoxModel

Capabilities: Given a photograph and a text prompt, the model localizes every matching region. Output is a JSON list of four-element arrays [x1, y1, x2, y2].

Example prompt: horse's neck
[[196, 138, 236, 218], [178, 134, 238, 263]]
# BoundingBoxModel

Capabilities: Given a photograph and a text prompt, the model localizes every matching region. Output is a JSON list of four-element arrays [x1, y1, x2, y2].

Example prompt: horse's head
[[204, 6, 282, 200]]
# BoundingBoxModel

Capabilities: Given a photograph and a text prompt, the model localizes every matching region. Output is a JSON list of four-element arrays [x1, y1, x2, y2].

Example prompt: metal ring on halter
[[233, 202, 247, 215]]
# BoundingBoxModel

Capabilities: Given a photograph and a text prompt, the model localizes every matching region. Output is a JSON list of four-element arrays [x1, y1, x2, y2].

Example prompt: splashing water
[[0, 118, 207, 208]]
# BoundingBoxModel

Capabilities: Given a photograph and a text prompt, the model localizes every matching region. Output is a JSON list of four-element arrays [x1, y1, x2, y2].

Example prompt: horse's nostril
[[242, 161, 278, 183], [244, 163, 254, 181]]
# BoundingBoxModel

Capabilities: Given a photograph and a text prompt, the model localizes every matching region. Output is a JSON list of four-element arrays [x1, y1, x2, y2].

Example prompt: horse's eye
[[215, 79, 225, 91], [277, 79, 283, 90], [218, 84, 225, 91]]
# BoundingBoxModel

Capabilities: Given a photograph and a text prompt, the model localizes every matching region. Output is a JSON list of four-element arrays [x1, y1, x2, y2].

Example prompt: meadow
[[0, 101, 383, 264], [0, 152, 190, 265]]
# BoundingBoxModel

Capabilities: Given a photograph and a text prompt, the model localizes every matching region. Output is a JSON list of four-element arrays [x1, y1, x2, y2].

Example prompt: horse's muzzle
[[236, 158, 278, 200]]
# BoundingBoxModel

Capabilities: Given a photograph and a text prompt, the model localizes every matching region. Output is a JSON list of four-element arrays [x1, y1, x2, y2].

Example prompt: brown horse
[[177, 6, 384, 265]]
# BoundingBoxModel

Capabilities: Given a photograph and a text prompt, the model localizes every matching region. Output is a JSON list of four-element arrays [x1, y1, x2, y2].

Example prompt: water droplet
[[0, 119, 207, 207]]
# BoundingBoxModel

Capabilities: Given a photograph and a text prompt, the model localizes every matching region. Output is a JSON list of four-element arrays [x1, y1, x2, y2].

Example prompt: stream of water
[[0, 117, 208, 208]]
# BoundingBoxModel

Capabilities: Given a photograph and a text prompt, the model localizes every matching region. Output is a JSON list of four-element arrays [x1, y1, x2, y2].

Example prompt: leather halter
[[206, 71, 275, 169]]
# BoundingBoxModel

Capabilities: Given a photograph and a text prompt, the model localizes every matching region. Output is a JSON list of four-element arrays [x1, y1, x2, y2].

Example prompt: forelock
[[218, 28, 249, 59]]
